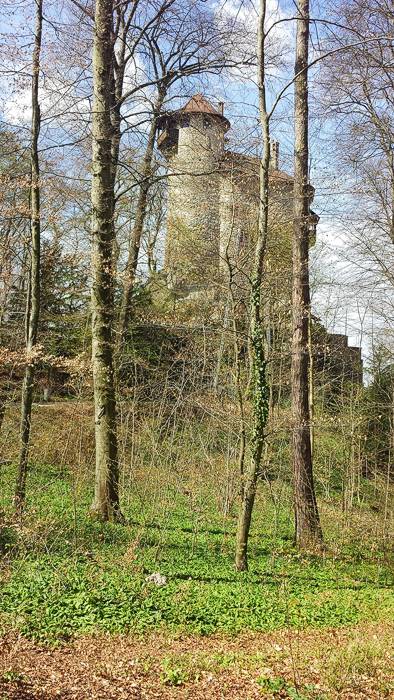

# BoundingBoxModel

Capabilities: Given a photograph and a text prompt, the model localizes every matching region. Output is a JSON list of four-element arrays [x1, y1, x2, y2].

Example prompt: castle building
[[157, 94, 362, 384], [157, 93, 318, 295]]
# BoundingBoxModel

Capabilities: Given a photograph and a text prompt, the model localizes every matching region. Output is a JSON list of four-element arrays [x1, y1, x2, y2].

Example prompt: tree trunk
[[0, 397, 7, 435], [117, 89, 166, 349], [390, 148, 394, 243], [291, 0, 322, 548], [308, 307, 314, 458], [90, 0, 123, 522], [235, 0, 270, 572], [14, 0, 43, 514]]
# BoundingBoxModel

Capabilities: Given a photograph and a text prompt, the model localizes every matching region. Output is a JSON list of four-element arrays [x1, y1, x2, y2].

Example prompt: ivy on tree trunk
[[235, 0, 270, 572]]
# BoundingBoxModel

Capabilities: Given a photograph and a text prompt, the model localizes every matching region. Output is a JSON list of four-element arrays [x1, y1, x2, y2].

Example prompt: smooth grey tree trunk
[[90, 0, 123, 522], [15, 0, 43, 513], [291, 0, 322, 548], [235, 0, 270, 571]]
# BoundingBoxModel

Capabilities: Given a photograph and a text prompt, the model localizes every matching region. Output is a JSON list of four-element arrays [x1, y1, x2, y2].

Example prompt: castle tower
[[157, 94, 230, 294]]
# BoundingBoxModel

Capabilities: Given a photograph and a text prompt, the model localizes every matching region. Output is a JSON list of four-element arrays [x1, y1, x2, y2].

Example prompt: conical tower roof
[[179, 93, 230, 130], [157, 93, 230, 132], [181, 93, 222, 116]]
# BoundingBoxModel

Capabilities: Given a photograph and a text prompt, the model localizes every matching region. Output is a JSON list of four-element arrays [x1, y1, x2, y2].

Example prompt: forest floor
[[1, 622, 393, 699], [0, 403, 393, 698]]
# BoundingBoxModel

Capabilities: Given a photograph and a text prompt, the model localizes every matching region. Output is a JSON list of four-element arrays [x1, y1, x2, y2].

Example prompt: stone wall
[[159, 106, 363, 384], [164, 113, 225, 292], [218, 151, 296, 305]]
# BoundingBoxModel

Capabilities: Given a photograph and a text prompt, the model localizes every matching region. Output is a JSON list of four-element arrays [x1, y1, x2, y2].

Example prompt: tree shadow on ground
[[128, 518, 232, 537]]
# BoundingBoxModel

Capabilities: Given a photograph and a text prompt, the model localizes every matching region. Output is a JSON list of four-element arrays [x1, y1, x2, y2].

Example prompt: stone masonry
[[157, 93, 318, 296], [157, 94, 362, 383]]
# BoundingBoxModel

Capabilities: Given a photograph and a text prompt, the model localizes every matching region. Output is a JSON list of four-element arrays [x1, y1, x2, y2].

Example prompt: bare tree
[[89, 0, 123, 521], [317, 0, 394, 322], [235, 0, 270, 571], [14, 0, 43, 513], [291, 0, 322, 548], [117, 87, 166, 346], [117, 1, 254, 348]]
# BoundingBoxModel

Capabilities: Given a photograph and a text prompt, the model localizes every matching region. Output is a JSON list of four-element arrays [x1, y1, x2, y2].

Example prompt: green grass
[[0, 461, 393, 642]]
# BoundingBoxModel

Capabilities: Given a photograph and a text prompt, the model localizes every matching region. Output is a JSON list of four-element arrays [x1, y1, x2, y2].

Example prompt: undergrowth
[[0, 460, 393, 643]]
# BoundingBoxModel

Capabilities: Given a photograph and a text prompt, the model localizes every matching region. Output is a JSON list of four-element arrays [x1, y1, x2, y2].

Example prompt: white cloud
[[3, 86, 32, 125], [217, 0, 294, 83]]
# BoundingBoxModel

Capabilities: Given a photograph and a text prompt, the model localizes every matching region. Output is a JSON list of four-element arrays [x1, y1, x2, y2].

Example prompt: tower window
[[180, 115, 190, 128]]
